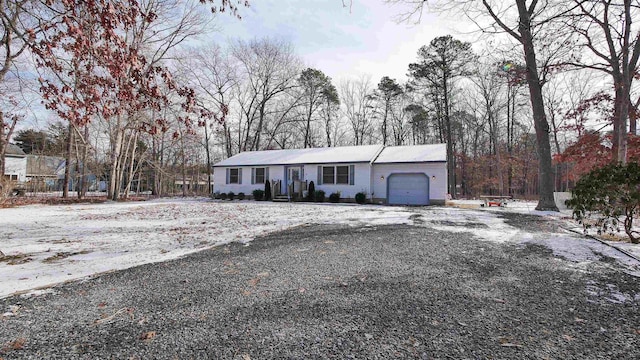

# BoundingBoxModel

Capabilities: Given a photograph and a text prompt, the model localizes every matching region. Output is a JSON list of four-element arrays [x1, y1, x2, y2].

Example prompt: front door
[[286, 166, 301, 195]]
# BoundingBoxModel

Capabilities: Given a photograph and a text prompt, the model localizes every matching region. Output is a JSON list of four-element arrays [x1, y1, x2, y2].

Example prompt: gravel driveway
[[1, 211, 639, 359]]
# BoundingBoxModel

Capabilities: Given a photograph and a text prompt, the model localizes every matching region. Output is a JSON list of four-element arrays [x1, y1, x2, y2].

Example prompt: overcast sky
[[210, 0, 469, 84]]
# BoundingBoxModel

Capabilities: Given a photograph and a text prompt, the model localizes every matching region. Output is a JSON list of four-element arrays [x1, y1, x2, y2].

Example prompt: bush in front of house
[[355, 192, 367, 204], [329, 192, 340, 203], [219, 192, 227, 200], [264, 180, 272, 201], [227, 191, 235, 200], [213, 191, 221, 199], [315, 190, 325, 202], [567, 162, 640, 244], [237, 192, 245, 200], [252, 189, 264, 201], [307, 181, 315, 201]]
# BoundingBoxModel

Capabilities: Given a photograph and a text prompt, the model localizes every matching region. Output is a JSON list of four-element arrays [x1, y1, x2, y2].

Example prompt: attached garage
[[371, 144, 448, 206], [387, 173, 430, 205]]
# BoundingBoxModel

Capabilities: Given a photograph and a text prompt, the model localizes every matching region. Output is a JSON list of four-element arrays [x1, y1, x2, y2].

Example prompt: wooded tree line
[[1, 0, 639, 208]]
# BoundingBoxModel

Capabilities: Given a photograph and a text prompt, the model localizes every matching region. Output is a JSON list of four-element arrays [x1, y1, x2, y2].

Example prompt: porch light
[[380, 175, 385, 180], [432, 175, 436, 180]]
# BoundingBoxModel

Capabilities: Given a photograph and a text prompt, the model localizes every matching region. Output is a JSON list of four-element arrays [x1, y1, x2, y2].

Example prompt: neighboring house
[[213, 144, 447, 205], [3, 144, 27, 182], [26, 155, 100, 192], [175, 174, 212, 194], [26, 155, 65, 191]]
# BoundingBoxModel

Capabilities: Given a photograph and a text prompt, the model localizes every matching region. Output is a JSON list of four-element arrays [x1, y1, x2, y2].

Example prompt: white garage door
[[388, 173, 430, 205]]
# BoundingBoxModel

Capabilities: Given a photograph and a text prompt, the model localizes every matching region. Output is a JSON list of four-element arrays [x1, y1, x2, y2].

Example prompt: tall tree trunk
[[443, 77, 455, 198], [507, 86, 515, 194], [151, 135, 158, 195], [629, 94, 637, 135], [516, 0, 558, 211], [0, 109, 5, 178], [124, 130, 139, 199], [204, 120, 212, 195], [181, 147, 187, 197], [382, 103, 389, 146], [612, 82, 629, 163], [118, 129, 134, 199], [108, 116, 123, 201], [304, 102, 312, 148], [63, 122, 74, 198]]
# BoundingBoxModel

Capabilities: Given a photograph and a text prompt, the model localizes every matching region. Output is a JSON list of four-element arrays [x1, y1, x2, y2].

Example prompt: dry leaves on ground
[[139, 331, 156, 341], [1, 337, 26, 353]]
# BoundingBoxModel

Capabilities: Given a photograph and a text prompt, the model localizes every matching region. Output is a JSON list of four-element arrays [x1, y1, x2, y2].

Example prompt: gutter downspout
[[369, 145, 385, 203]]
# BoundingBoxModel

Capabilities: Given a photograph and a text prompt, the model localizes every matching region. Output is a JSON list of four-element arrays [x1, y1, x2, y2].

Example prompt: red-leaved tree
[[30, 0, 246, 200]]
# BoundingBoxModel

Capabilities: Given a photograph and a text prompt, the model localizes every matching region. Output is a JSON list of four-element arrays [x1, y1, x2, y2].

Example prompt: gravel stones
[[1, 219, 639, 359]]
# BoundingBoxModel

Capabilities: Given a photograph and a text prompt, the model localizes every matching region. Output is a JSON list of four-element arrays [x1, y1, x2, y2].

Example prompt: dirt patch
[[409, 214, 424, 224], [447, 202, 481, 209], [0, 195, 152, 209], [0, 253, 33, 265], [430, 219, 489, 228], [498, 212, 563, 233], [0, 196, 108, 209], [43, 250, 92, 263]]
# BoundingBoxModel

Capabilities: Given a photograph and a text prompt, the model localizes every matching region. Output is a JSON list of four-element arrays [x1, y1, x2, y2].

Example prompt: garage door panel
[[388, 173, 429, 205]]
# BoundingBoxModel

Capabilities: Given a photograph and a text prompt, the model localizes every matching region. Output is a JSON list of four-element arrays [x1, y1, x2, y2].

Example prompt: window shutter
[[349, 165, 355, 185], [265, 167, 270, 181], [317, 166, 322, 185], [238, 168, 243, 184], [251, 168, 256, 184], [226, 168, 230, 184], [301, 166, 304, 180]]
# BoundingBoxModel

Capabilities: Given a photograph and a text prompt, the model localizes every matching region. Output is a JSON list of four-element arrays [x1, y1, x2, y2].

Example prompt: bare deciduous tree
[[340, 76, 376, 145], [230, 38, 302, 152]]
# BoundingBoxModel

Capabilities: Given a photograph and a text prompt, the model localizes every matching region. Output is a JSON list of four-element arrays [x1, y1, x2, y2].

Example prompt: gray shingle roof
[[373, 144, 447, 163], [5, 143, 26, 156], [213, 144, 447, 167], [213, 145, 383, 167]]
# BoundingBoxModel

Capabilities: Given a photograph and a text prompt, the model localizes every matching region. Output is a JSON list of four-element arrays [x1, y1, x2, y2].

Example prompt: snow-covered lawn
[[1, 197, 638, 299], [0, 198, 414, 298], [448, 198, 640, 260]]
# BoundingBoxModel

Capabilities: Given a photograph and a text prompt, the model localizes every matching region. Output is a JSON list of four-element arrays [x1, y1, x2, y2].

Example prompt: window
[[228, 168, 240, 184], [336, 166, 349, 184], [322, 166, 335, 184], [319, 165, 354, 185], [253, 167, 266, 184]]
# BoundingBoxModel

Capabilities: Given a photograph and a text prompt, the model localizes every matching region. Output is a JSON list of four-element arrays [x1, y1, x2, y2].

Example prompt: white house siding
[[5, 156, 27, 182], [305, 162, 371, 199], [371, 163, 447, 205], [213, 165, 285, 196]]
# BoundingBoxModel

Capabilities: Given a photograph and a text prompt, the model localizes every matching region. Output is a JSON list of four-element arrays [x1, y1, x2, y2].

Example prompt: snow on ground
[[0, 198, 414, 298], [1, 197, 639, 299], [448, 198, 573, 217], [414, 206, 525, 243], [449, 198, 640, 269]]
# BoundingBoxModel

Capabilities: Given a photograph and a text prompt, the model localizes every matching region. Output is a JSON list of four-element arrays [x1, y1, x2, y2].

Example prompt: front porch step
[[272, 195, 289, 202]]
